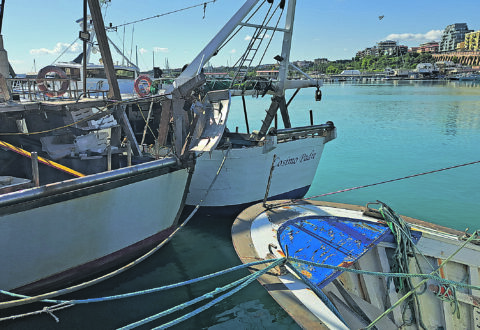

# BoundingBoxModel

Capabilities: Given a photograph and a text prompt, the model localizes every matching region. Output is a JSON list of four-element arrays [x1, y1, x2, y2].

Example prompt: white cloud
[[386, 29, 443, 43], [139, 48, 148, 55], [30, 42, 82, 55], [9, 59, 24, 65], [153, 47, 168, 53], [229, 49, 237, 54], [245, 35, 252, 41]]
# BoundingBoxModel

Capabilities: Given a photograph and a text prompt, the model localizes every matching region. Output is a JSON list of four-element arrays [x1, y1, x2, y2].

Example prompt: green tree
[[326, 65, 339, 74]]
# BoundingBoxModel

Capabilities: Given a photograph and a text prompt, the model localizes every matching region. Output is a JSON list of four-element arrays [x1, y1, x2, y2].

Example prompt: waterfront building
[[314, 58, 329, 65], [377, 40, 397, 55], [375, 40, 408, 56], [439, 23, 473, 52], [419, 41, 439, 53], [465, 31, 480, 51], [292, 60, 313, 68]]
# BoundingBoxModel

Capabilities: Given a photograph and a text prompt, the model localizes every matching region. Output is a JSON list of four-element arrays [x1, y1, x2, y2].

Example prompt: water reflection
[[444, 105, 459, 137]]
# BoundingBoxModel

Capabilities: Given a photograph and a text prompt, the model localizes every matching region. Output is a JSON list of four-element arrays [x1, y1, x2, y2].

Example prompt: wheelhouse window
[[87, 68, 107, 79], [115, 69, 135, 79], [63, 67, 81, 80]]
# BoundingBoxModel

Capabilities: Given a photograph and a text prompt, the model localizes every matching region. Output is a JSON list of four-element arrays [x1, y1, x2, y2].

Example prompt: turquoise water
[[3, 81, 480, 329]]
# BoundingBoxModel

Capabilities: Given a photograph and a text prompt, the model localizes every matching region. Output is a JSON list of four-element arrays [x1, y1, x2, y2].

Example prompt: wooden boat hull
[[232, 200, 480, 329], [0, 160, 190, 294]]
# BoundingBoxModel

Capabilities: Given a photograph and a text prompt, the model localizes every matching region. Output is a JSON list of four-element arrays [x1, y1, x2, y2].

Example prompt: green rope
[[435, 284, 461, 319], [287, 257, 480, 292], [364, 227, 480, 329], [377, 201, 427, 328]]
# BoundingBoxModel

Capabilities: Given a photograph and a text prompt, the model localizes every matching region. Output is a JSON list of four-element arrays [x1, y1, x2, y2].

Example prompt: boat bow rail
[[271, 122, 336, 142]]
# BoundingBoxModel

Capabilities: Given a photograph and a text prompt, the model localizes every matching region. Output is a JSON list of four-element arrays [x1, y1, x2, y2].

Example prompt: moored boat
[[162, 0, 336, 214], [232, 199, 480, 329], [0, 0, 206, 301]]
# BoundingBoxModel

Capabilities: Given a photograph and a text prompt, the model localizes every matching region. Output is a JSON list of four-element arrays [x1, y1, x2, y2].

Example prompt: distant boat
[[458, 73, 480, 82], [232, 200, 480, 329], [167, 0, 336, 214], [36, 15, 140, 97]]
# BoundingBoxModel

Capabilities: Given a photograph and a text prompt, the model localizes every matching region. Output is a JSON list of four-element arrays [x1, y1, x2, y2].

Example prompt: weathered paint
[[277, 216, 393, 289]]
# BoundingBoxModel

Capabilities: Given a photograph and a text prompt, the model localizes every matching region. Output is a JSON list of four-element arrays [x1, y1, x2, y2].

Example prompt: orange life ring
[[134, 75, 152, 97], [36, 66, 69, 97]]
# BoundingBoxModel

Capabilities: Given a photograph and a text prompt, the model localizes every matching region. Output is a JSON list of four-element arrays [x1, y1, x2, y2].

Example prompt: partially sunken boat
[[160, 0, 336, 213], [0, 1, 203, 299], [232, 200, 480, 329]]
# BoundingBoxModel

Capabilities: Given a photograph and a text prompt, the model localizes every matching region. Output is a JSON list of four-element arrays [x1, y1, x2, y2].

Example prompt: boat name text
[[275, 152, 317, 167]]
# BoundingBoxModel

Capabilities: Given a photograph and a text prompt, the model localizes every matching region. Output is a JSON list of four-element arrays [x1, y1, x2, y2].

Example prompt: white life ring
[[36, 66, 69, 97]]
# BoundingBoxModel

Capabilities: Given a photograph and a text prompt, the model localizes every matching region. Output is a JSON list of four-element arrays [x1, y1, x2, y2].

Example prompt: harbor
[[1, 0, 480, 329], [1, 80, 479, 329]]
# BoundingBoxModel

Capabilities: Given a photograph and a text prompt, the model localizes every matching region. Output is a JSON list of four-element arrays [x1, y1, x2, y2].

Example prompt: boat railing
[[273, 122, 336, 142], [6, 77, 108, 102]]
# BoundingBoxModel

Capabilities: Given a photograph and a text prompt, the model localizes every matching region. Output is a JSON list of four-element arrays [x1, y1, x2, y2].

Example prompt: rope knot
[[42, 306, 60, 323]]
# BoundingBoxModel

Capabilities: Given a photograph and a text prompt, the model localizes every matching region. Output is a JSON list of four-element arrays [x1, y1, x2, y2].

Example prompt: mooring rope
[[4, 233, 480, 327], [0, 258, 279, 322], [300, 160, 480, 201], [0, 146, 232, 312], [120, 258, 285, 330]]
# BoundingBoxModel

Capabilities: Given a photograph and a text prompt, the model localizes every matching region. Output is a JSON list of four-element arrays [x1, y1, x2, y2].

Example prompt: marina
[[1, 0, 480, 329], [1, 79, 478, 329]]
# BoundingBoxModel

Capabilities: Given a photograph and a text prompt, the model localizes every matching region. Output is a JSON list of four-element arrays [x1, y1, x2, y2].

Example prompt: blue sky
[[2, 0, 479, 74]]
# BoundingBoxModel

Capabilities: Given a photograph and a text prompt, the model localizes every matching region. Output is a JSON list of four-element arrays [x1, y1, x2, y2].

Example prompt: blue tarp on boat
[[277, 216, 394, 289]]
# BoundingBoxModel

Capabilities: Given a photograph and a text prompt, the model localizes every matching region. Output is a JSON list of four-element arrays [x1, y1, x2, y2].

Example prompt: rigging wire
[[257, 5, 284, 66], [230, 1, 282, 85], [215, 0, 267, 54], [50, 38, 82, 65], [106, 0, 219, 31], [231, 1, 275, 70]]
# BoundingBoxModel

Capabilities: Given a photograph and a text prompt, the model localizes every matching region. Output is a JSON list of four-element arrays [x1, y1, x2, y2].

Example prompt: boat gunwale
[[0, 157, 179, 210]]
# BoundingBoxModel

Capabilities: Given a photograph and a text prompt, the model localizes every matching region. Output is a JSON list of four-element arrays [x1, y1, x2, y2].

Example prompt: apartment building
[[465, 30, 480, 51], [439, 23, 473, 52]]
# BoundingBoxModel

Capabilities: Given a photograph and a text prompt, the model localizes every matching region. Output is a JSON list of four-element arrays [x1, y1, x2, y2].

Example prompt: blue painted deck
[[277, 216, 394, 289]]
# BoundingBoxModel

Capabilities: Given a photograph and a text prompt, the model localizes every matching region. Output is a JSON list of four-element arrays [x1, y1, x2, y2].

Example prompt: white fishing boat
[[232, 199, 480, 329], [163, 0, 336, 213], [0, 1, 209, 299], [32, 12, 140, 98]]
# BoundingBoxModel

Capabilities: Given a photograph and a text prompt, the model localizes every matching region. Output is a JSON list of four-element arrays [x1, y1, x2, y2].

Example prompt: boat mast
[[258, 0, 295, 136], [276, 0, 295, 96], [87, 0, 142, 156], [172, 0, 261, 88], [0, 0, 5, 34], [0, 0, 8, 78], [82, 0, 87, 96]]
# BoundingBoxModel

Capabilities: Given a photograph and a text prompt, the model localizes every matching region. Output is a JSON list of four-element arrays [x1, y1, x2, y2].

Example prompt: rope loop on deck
[[434, 284, 460, 319]]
